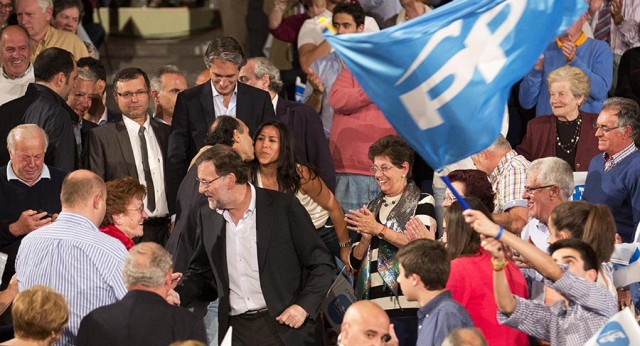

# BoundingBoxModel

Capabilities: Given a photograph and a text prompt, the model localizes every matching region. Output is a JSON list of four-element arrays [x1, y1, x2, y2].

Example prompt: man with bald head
[[16, 169, 128, 346], [0, 25, 34, 106], [339, 301, 398, 346]]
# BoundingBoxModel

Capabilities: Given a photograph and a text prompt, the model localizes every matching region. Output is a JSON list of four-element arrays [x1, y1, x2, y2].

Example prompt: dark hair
[[77, 57, 106, 82], [205, 115, 243, 147], [113, 67, 150, 92], [548, 238, 600, 272], [445, 197, 492, 259], [447, 169, 495, 212], [332, 2, 366, 27], [196, 144, 249, 184], [397, 239, 449, 290], [102, 177, 146, 227], [53, 0, 84, 19], [251, 120, 302, 195], [550, 201, 616, 262], [368, 135, 415, 179], [33, 47, 75, 83], [203, 37, 246, 69]]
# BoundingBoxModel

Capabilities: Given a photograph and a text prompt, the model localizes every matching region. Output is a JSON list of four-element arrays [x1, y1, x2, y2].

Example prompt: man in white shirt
[[86, 67, 171, 245], [0, 25, 34, 106]]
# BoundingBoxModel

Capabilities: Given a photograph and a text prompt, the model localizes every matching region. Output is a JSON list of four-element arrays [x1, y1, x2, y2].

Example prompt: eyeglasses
[[593, 124, 622, 132], [196, 175, 224, 188], [127, 205, 145, 213], [0, 4, 12, 11], [116, 90, 149, 100], [370, 165, 393, 174], [524, 185, 555, 193]]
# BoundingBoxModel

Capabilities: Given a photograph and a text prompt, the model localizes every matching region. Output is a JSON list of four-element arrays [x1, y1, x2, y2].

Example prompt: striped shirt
[[604, 142, 638, 172], [489, 150, 530, 213], [16, 212, 128, 346]]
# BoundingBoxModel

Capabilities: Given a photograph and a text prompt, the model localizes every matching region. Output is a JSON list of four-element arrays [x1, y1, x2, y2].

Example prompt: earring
[[401, 174, 406, 178]]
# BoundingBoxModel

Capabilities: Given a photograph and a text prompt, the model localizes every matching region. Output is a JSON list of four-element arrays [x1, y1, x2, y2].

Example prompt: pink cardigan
[[328, 68, 396, 176]]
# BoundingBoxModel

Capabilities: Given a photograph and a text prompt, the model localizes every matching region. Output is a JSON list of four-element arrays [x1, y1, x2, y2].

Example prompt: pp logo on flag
[[597, 322, 630, 345]]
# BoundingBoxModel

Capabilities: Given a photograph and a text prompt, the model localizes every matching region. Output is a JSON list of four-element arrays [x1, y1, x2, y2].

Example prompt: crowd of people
[[1, 0, 640, 345]]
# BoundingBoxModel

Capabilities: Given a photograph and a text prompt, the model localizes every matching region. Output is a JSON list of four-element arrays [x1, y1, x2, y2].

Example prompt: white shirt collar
[[271, 94, 279, 113], [7, 161, 50, 186], [122, 113, 150, 131], [210, 82, 238, 98]]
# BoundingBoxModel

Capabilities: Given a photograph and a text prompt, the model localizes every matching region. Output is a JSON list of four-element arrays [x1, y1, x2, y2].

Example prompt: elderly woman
[[3, 285, 68, 346], [100, 177, 148, 250], [345, 135, 436, 346], [517, 65, 599, 171]]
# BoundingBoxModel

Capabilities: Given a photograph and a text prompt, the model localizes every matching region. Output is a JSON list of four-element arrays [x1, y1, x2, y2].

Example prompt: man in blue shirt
[[396, 239, 474, 346]]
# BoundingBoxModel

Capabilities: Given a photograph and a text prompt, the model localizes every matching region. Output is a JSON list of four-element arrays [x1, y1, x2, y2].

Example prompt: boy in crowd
[[396, 239, 474, 346]]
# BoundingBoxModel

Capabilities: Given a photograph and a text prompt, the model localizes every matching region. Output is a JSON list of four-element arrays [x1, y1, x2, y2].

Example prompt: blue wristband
[[495, 226, 504, 240]]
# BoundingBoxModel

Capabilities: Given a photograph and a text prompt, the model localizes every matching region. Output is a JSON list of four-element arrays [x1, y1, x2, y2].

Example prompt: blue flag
[[324, 0, 587, 170]]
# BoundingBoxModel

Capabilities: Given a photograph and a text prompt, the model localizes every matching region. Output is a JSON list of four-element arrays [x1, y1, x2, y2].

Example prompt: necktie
[[594, 1, 612, 43], [138, 126, 156, 212]]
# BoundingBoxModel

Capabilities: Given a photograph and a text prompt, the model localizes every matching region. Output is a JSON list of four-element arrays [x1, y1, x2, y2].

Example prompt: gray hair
[[441, 328, 488, 346], [203, 37, 245, 69], [528, 157, 574, 200], [487, 134, 512, 152], [17, 0, 52, 13], [77, 66, 97, 83], [250, 57, 283, 93], [602, 97, 640, 140], [123, 243, 173, 287], [150, 64, 185, 91], [7, 124, 49, 154]]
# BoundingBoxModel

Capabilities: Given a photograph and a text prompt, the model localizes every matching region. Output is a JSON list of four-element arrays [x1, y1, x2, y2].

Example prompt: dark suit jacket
[[0, 83, 78, 172], [165, 165, 208, 274], [78, 119, 97, 169], [166, 82, 276, 213], [76, 290, 207, 346], [85, 117, 170, 182], [176, 187, 335, 345], [516, 112, 600, 171], [276, 97, 336, 192]]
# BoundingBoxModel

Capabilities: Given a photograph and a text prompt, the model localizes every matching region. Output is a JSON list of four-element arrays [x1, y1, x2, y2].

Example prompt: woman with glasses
[[250, 120, 351, 267], [344, 135, 436, 346], [517, 65, 599, 171], [100, 177, 148, 250]]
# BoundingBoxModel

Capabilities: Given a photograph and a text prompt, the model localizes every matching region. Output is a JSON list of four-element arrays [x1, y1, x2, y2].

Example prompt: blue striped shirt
[[16, 212, 128, 346]]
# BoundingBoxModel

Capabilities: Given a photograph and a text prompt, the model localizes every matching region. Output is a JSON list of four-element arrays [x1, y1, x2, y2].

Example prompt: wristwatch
[[377, 226, 386, 240], [339, 240, 352, 248]]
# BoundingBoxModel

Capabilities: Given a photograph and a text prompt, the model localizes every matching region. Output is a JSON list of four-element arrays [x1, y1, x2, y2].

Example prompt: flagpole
[[438, 172, 470, 210]]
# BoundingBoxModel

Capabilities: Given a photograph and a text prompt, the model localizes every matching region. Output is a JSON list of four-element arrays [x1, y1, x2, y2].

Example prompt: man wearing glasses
[[176, 144, 335, 346], [583, 97, 640, 244], [86, 67, 171, 246]]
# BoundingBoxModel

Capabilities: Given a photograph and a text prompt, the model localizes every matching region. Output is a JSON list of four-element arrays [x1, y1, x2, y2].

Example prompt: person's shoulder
[[238, 82, 270, 100], [584, 37, 611, 51], [527, 115, 555, 126], [48, 166, 68, 181], [180, 82, 209, 98]]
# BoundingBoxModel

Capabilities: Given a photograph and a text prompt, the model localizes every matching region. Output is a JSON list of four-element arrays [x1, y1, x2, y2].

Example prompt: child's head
[[396, 239, 449, 301], [549, 238, 599, 282]]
